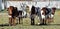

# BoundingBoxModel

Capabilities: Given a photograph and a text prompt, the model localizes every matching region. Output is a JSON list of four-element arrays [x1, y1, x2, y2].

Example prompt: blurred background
[[0, 0, 60, 29], [0, 0, 60, 11]]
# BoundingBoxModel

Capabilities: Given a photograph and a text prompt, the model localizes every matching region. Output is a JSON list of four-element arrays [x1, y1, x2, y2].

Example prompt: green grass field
[[0, 10, 60, 29]]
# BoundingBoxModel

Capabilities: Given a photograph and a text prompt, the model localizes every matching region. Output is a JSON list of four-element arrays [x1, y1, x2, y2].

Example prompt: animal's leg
[[16, 18, 19, 24], [42, 19, 44, 24], [12, 17, 16, 26], [48, 18, 53, 23], [31, 18, 35, 25], [40, 19, 43, 25], [9, 17, 12, 26], [19, 17, 20, 24], [40, 19, 47, 25], [18, 17, 23, 24], [20, 17, 23, 24], [9, 15, 13, 26], [42, 19, 46, 25], [31, 15, 35, 25], [44, 19, 47, 25], [50, 18, 54, 22]]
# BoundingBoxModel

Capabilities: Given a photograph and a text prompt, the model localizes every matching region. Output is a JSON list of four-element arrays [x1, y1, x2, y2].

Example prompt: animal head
[[7, 6, 14, 15], [52, 7, 56, 14], [51, 7, 56, 15], [41, 7, 47, 19], [50, 7, 56, 19], [41, 7, 47, 15], [31, 6, 35, 14], [41, 7, 47, 12]]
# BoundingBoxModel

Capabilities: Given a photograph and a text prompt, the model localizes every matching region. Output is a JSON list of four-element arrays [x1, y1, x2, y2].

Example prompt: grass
[[0, 10, 60, 29]]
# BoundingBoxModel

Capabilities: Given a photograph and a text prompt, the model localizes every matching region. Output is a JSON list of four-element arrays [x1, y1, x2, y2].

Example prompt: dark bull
[[7, 6, 23, 26], [30, 6, 36, 25]]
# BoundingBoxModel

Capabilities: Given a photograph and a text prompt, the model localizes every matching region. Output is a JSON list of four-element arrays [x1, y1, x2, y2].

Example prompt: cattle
[[30, 6, 56, 25], [30, 6, 36, 25], [30, 6, 47, 25], [7, 5, 56, 25], [40, 7, 47, 25], [39, 7, 56, 25], [7, 6, 15, 26], [46, 7, 56, 24], [18, 10, 23, 24], [7, 6, 23, 26]]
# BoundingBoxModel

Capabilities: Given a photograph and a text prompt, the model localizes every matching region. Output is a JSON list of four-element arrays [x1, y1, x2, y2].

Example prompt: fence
[[1, 1, 60, 10]]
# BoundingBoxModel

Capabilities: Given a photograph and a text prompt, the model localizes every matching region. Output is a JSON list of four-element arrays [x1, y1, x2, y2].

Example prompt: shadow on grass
[[0, 23, 19, 27], [48, 24, 60, 26], [0, 24, 9, 27], [35, 24, 60, 26], [22, 24, 60, 26], [0, 24, 60, 26]]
